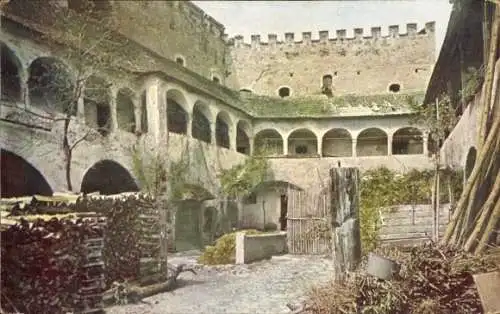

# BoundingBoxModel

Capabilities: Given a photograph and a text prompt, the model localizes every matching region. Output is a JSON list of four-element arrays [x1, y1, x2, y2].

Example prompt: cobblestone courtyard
[[107, 252, 334, 314]]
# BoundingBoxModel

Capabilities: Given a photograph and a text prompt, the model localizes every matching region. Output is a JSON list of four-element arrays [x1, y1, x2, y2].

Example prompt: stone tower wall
[[227, 22, 436, 96]]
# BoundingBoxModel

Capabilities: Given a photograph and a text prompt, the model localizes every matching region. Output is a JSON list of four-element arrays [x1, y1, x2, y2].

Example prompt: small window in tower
[[278, 87, 290, 98], [295, 145, 308, 154], [356, 71, 361, 75], [389, 83, 401, 93], [176, 57, 185, 66], [334, 71, 338, 76], [322, 74, 333, 97], [213, 76, 220, 83]]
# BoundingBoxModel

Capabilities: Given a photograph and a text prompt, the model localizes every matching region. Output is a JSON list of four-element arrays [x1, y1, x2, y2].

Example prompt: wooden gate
[[286, 189, 331, 255]]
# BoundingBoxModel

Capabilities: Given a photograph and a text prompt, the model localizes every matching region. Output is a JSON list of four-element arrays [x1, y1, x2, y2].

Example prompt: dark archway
[[236, 120, 251, 154], [216, 111, 231, 149], [166, 89, 188, 135], [80, 160, 139, 195], [1, 43, 22, 102], [322, 128, 352, 157], [192, 102, 211, 143], [465, 147, 477, 181], [392, 127, 424, 155], [116, 88, 136, 133], [357, 128, 388, 156], [1, 149, 53, 197], [254, 129, 284, 156], [84, 75, 111, 136], [28, 57, 75, 114]]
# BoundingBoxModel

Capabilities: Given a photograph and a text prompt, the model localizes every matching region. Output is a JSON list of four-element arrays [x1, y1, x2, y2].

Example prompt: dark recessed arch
[[1, 149, 53, 197], [288, 128, 318, 156], [392, 127, 424, 155], [357, 128, 388, 156], [192, 101, 211, 143], [322, 128, 352, 157], [1, 42, 22, 102], [166, 89, 188, 135], [236, 120, 251, 155], [80, 160, 139, 195], [84, 75, 112, 136], [254, 128, 284, 156], [216, 111, 231, 149], [116, 88, 136, 133]]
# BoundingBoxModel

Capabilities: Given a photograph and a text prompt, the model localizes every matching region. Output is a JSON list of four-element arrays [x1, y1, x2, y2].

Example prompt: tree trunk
[[330, 167, 361, 282], [63, 117, 73, 191]]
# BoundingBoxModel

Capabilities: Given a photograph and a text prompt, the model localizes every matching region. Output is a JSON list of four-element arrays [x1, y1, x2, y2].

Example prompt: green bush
[[198, 229, 261, 265]]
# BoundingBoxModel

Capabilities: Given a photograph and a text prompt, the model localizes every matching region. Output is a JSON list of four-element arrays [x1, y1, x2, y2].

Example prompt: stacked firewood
[[1, 215, 106, 314]]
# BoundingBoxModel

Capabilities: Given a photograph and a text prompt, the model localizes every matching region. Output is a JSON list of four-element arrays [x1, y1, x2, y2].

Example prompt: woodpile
[[1, 214, 106, 314]]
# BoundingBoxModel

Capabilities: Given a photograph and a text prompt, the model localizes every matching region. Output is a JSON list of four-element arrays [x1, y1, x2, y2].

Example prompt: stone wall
[[235, 231, 287, 264], [110, 1, 227, 83], [228, 23, 436, 96]]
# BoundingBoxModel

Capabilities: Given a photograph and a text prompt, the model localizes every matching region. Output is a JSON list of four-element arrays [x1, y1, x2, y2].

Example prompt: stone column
[[317, 137, 323, 156], [210, 121, 216, 145], [351, 139, 357, 157], [230, 124, 237, 151], [387, 134, 393, 156], [132, 95, 141, 134], [249, 136, 254, 155], [109, 88, 118, 132], [423, 133, 429, 156], [146, 79, 162, 144], [186, 112, 192, 137], [20, 71, 30, 107], [283, 136, 289, 156]]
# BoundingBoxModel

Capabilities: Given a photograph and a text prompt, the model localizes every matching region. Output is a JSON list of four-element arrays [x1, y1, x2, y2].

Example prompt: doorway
[[279, 194, 288, 231]]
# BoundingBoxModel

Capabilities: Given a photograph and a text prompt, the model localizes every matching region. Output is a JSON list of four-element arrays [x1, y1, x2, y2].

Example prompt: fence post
[[330, 167, 362, 282]]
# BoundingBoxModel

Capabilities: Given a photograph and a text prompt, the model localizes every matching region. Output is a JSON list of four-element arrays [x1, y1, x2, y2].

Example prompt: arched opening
[[389, 83, 401, 93], [140, 90, 148, 133], [1, 149, 53, 197], [1, 43, 22, 102], [174, 184, 215, 252], [465, 147, 477, 182], [321, 74, 333, 97], [278, 87, 290, 98], [216, 111, 231, 149], [80, 160, 139, 195], [192, 102, 211, 143], [84, 75, 111, 136], [236, 120, 251, 155], [116, 88, 136, 133], [175, 57, 185, 66], [322, 128, 352, 157], [254, 129, 283, 156], [28, 57, 75, 114], [288, 128, 318, 157], [357, 128, 388, 156], [212, 75, 221, 84], [166, 89, 188, 135], [392, 127, 424, 155]]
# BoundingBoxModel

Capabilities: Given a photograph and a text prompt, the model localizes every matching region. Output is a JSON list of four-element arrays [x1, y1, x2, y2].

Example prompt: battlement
[[230, 22, 435, 48]]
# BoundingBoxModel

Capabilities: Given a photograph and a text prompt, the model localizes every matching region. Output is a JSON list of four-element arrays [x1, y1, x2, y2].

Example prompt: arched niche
[[357, 128, 388, 156], [215, 111, 231, 149], [116, 88, 136, 134], [392, 127, 424, 155], [1, 149, 53, 197], [236, 120, 251, 155], [80, 159, 139, 195], [166, 89, 188, 135], [1, 43, 22, 102], [174, 184, 215, 252], [254, 129, 283, 156], [192, 101, 211, 143], [28, 57, 75, 114], [465, 147, 477, 182], [322, 128, 352, 157], [288, 128, 318, 156], [84, 75, 112, 136]]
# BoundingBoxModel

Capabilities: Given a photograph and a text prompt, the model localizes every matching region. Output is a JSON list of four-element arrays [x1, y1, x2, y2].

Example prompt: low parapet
[[231, 22, 435, 48]]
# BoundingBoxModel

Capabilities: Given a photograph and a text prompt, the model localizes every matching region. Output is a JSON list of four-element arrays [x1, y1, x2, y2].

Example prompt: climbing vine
[[359, 167, 464, 252]]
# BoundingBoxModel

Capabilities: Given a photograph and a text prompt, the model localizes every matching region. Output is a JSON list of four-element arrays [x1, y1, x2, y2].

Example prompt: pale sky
[[193, 1, 453, 56]]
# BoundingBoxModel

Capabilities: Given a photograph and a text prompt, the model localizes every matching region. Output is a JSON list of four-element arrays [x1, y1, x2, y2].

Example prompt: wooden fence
[[378, 204, 451, 247], [286, 189, 331, 255]]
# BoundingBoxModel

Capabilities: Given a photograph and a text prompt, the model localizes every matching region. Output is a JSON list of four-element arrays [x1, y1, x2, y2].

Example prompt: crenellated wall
[[227, 22, 436, 97]]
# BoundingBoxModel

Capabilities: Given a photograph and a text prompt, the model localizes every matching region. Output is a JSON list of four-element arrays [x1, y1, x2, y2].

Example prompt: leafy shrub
[[198, 229, 261, 265]]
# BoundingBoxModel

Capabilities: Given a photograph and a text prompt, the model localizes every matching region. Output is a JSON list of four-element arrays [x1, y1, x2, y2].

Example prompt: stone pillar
[[210, 121, 216, 145], [317, 137, 323, 156], [230, 125, 237, 151], [387, 134, 393, 156], [283, 136, 289, 156], [132, 95, 141, 134], [20, 71, 30, 107], [351, 139, 357, 157], [186, 112, 192, 137], [249, 136, 254, 155], [146, 79, 162, 144], [423, 133, 429, 156], [109, 88, 118, 132]]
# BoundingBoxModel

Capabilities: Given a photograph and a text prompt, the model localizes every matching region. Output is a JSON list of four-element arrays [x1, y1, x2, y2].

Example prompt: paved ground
[[107, 251, 334, 314]]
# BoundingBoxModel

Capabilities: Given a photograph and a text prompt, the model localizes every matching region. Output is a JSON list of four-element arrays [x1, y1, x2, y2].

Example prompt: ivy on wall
[[359, 167, 464, 252], [218, 155, 271, 198]]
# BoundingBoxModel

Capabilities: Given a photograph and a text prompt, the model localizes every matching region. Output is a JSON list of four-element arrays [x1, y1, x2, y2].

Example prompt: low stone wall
[[235, 231, 287, 264]]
